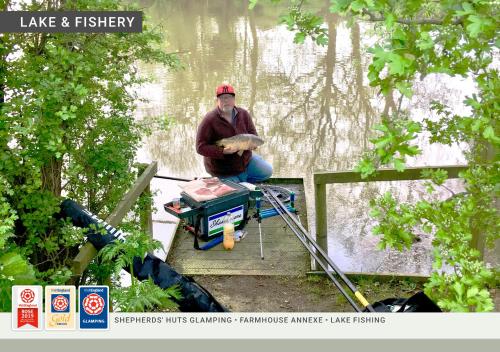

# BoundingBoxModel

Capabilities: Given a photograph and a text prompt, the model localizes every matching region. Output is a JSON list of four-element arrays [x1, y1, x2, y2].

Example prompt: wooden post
[[106, 162, 158, 228], [138, 163, 154, 237], [68, 161, 158, 285], [314, 175, 328, 271], [470, 143, 496, 260]]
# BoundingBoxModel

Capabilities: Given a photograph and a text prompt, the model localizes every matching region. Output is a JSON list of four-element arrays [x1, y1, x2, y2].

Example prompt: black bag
[[133, 254, 228, 312], [59, 199, 228, 312], [366, 291, 442, 312]]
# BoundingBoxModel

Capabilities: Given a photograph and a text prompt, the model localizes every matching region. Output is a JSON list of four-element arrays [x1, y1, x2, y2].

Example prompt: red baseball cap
[[216, 84, 235, 97]]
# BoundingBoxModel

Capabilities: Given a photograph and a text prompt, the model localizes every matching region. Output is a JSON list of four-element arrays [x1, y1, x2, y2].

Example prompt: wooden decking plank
[[171, 249, 308, 260]]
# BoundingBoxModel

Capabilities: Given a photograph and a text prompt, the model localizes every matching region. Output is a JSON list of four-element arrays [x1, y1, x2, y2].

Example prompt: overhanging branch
[[361, 9, 463, 26]]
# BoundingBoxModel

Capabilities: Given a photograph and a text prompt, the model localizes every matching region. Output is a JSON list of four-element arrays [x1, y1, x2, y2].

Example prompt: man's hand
[[223, 145, 239, 154]]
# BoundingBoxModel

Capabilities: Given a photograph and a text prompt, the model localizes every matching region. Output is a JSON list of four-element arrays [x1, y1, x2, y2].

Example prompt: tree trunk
[[41, 157, 63, 196]]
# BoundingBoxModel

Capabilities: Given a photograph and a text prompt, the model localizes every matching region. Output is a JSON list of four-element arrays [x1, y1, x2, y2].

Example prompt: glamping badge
[[79, 286, 109, 329]]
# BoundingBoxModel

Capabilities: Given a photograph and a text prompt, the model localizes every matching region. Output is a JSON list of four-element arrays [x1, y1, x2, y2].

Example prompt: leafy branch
[[355, 116, 421, 177], [98, 229, 181, 312], [280, 3, 328, 45]]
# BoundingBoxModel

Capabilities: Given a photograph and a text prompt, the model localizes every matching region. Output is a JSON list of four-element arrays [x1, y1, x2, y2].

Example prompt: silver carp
[[216, 134, 264, 156]]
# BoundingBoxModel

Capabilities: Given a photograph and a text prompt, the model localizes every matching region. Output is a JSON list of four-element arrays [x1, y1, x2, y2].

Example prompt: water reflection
[[135, 0, 469, 275]]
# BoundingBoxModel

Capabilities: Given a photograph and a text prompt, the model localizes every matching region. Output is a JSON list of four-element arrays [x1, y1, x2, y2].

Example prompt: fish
[[216, 134, 265, 156]]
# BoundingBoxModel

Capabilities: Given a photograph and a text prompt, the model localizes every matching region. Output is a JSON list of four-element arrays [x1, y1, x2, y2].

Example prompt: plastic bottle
[[223, 212, 235, 250]]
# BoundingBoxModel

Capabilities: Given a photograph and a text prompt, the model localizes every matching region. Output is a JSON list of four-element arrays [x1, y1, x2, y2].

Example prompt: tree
[[0, 0, 179, 310], [251, 0, 499, 311]]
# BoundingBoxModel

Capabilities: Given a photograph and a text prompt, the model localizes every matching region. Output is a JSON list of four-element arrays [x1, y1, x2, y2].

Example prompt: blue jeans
[[220, 154, 273, 184]]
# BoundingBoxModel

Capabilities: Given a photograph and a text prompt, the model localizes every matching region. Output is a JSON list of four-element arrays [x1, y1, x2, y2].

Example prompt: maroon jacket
[[196, 106, 257, 176]]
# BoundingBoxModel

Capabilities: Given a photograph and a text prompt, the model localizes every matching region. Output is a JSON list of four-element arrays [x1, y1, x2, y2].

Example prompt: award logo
[[12, 286, 43, 330], [79, 286, 109, 329], [45, 285, 76, 330]]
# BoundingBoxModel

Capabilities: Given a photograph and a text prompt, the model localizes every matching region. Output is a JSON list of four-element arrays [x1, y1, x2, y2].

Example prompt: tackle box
[[164, 180, 250, 241]]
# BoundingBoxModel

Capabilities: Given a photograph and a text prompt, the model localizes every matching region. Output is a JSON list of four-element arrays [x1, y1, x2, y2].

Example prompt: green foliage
[[0, 177, 16, 250], [426, 265, 495, 312], [0, 0, 179, 311], [421, 168, 448, 193], [261, 0, 500, 311], [250, 0, 328, 45], [249, 0, 260, 10], [369, 192, 418, 251], [355, 116, 421, 177], [111, 278, 181, 312], [368, 169, 498, 311], [280, 4, 328, 45], [0, 176, 37, 311], [99, 229, 162, 279], [0, 251, 38, 312], [99, 230, 181, 312]]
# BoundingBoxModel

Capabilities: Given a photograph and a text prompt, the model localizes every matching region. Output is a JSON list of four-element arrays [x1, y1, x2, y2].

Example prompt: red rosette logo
[[82, 293, 105, 315], [52, 295, 69, 311], [20, 289, 35, 303]]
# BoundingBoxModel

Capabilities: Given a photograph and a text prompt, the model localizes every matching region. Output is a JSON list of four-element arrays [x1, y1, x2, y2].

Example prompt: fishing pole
[[261, 185, 376, 312], [154, 175, 193, 182]]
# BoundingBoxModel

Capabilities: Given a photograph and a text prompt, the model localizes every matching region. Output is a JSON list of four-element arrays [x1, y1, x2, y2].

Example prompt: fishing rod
[[260, 185, 376, 313], [154, 175, 193, 182], [260, 187, 362, 312]]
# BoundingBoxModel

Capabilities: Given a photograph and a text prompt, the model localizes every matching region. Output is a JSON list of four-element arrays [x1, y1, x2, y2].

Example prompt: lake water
[[134, 0, 482, 275]]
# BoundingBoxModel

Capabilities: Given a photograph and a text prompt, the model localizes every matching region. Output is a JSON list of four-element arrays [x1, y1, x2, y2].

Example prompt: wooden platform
[[166, 180, 310, 276]]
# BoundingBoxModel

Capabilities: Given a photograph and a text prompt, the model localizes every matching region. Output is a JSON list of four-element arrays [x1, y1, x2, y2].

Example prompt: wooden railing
[[313, 165, 469, 269], [67, 161, 158, 285]]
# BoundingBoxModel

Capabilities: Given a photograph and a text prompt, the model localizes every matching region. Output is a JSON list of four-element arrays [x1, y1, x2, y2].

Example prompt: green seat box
[[181, 180, 250, 241]]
